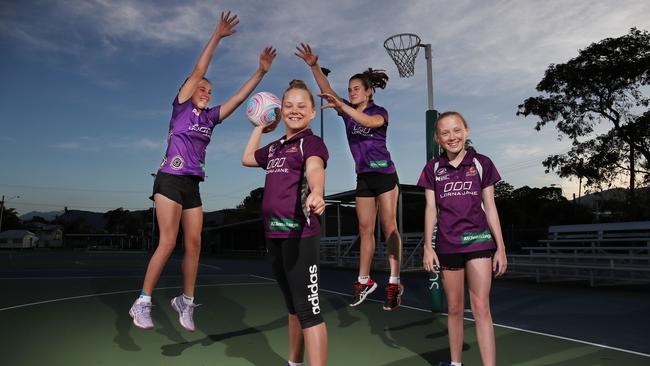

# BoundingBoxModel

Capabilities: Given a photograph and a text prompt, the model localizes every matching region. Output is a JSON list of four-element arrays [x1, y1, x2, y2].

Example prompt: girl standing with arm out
[[296, 43, 404, 311], [417, 111, 507, 366], [129, 11, 277, 332], [242, 80, 329, 366]]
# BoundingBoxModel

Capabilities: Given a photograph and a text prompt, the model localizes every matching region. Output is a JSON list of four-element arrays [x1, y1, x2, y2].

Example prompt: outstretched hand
[[215, 11, 239, 37], [295, 43, 319, 66], [259, 46, 277, 73], [319, 92, 344, 110]]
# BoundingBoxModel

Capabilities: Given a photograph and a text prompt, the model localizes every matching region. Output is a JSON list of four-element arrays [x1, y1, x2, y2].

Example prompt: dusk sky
[[1, 0, 649, 216]]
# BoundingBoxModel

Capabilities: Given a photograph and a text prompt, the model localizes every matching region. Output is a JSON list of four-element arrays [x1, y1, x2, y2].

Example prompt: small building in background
[[0, 230, 39, 249]]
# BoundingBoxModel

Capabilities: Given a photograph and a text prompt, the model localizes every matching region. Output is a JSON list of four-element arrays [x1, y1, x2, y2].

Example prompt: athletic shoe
[[171, 296, 199, 331], [129, 299, 154, 329], [382, 283, 404, 311], [350, 278, 378, 307], [437, 363, 463, 366]]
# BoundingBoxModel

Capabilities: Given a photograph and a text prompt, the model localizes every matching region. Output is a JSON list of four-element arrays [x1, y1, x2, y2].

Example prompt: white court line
[[247, 274, 650, 358], [0, 282, 274, 312], [199, 263, 222, 271], [0, 274, 245, 280]]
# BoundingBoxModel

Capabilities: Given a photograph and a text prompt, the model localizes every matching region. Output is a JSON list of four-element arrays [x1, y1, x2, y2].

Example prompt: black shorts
[[267, 236, 324, 329], [356, 172, 399, 197], [438, 249, 495, 270], [151, 172, 202, 209]]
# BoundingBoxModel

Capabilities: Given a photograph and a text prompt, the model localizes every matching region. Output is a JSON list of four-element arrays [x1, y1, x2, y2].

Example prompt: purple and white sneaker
[[129, 299, 153, 329], [171, 296, 199, 332]]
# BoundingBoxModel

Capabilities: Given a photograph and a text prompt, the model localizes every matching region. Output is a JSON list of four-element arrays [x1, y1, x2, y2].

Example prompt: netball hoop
[[384, 33, 439, 161], [383, 33, 421, 78]]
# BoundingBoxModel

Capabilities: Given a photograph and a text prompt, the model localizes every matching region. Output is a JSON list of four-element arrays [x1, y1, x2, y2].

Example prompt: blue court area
[[1, 250, 648, 365]]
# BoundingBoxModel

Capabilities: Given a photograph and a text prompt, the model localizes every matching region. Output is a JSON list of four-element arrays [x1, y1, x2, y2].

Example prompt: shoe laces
[[134, 302, 152, 316], [386, 284, 399, 299]]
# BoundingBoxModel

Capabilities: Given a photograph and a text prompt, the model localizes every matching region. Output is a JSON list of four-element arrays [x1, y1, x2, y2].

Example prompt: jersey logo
[[268, 144, 277, 157], [286, 146, 298, 153], [436, 168, 447, 175], [192, 108, 200, 116], [466, 166, 478, 177], [170, 155, 184, 170], [352, 125, 373, 136], [369, 160, 388, 168], [461, 231, 493, 244], [269, 218, 301, 231]]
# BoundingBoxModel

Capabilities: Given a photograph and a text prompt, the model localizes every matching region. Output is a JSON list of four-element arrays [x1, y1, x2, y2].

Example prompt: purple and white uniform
[[417, 148, 501, 254], [255, 128, 329, 239], [158, 94, 222, 180], [338, 101, 396, 175]]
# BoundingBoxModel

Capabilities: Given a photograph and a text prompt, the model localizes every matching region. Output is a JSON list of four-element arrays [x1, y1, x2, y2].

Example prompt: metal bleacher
[[508, 221, 650, 286]]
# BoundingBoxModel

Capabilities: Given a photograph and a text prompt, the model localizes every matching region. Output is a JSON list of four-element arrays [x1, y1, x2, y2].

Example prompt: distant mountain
[[20, 210, 64, 221]]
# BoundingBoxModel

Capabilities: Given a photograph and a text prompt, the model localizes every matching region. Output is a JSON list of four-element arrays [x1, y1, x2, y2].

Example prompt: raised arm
[[304, 156, 326, 216], [295, 43, 340, 100], [422, 189, 440, 272], [219, 46, 277, 120], [242, 126, 264, 167], [179, 11, 238, 104], [482, 185, 507, 276]]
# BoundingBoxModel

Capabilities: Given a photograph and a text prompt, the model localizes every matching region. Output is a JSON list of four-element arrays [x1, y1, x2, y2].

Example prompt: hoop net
[[384, 33, 421, 78]]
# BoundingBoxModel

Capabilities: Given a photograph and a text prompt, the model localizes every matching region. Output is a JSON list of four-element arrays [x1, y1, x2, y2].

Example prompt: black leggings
[[267, 236, 324, 329]]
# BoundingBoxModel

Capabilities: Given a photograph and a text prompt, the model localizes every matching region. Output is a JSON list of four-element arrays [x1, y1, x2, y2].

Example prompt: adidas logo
[[307, 265, 320, 315]]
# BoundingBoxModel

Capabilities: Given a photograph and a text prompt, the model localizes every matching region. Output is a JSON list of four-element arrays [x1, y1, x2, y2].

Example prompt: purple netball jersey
[[417, 148, 501, 254], [339, 101, 396, 174], [254, 129, 329, 239], [158, 94, 222, 180]]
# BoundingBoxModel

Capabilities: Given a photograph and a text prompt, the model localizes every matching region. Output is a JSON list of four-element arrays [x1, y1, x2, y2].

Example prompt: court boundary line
[[0, 274, 241, 280], [249, 274, 650, 358], [0, 280, 275, 312]]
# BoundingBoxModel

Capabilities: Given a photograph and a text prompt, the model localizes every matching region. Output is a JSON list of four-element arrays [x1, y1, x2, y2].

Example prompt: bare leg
[[142, 194, 182, 295], [442, 268, 465, 364], [288, 314, 305, 363], [466, 258, 496, 366], [303, 322, 328, 366], [377, 185, 401, 277], [180, 206, 203, 297], [355, 197, 377, 277]]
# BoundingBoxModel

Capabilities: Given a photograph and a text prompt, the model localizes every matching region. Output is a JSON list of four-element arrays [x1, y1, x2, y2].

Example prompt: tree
[[517, 28, 650, 200], [237, 187, 264, 213], [0, 206, 22, 231]]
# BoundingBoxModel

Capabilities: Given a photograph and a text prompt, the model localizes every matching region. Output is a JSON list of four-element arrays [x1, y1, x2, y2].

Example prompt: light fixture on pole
[[0, 195, 21, 232]]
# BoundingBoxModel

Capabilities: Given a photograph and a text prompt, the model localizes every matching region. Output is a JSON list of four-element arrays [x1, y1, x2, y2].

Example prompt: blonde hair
[[282, 79, 315, 108]]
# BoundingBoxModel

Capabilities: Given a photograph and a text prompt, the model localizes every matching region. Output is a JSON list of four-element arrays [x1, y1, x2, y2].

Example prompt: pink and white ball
[[246, 92, 281, 127]]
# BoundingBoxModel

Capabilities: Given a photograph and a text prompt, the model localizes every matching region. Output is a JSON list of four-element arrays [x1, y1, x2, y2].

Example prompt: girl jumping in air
[[417, 111, 507, 366], [296, 43, 404, 310], [129, 11, 277, 332], [242, 80, 329, 366]]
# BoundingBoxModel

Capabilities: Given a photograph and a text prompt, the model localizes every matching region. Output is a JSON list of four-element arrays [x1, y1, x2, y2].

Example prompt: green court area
[[1, 251, 648, 365]]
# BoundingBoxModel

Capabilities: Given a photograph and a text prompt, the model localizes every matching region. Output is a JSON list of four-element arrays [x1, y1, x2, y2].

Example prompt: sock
[[358, 275, 370, 284], [451, 362, 462, 366], [389, 276, 400, 285], [287, 361, 304, 366], [182, 294, 194, 305], [138, 290, 151, 303]]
